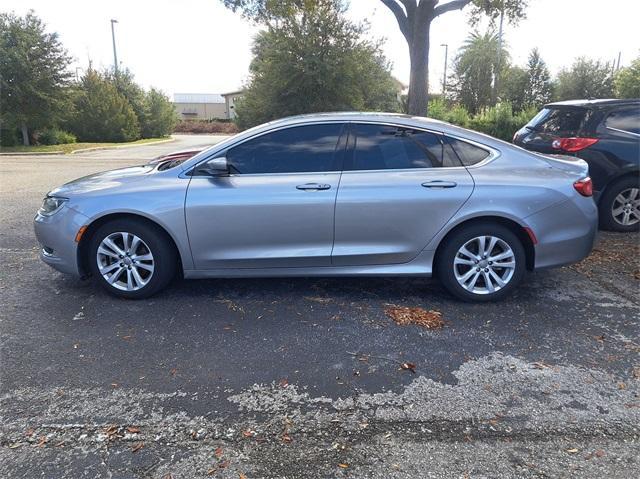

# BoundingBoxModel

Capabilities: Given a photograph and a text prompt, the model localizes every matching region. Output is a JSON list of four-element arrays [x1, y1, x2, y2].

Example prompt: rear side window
[[226, 124, 344, 174], [605, 108, 640, 134], [526, 107, 590, 135], [348, 124, 461, 170], [447, 137, 491, 166]]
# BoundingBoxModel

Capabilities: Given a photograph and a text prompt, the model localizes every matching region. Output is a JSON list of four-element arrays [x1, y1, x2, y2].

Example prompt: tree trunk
[[20, 123, 30, 146], [407, 24, 430, 116]]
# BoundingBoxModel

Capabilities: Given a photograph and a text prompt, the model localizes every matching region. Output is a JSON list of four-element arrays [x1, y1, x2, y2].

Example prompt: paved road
[[1, 136, 639, 478]]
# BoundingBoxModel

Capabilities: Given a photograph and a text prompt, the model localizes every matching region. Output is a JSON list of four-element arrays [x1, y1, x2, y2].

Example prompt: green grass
[[0, 137, 171, 154]]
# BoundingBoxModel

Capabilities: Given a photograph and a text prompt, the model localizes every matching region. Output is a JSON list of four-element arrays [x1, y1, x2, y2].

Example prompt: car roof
[[545, 98, 640, 109]]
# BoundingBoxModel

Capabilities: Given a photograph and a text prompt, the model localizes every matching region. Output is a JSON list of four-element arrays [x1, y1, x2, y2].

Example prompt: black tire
[[436, 223, 526, 302], [598, 176, 640, 232], [88, 219, 177, 299]]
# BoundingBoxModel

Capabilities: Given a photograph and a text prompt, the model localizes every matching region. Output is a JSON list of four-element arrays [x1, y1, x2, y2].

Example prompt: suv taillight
[[573, 177, 593, 197], [552, 137, 599, 152]]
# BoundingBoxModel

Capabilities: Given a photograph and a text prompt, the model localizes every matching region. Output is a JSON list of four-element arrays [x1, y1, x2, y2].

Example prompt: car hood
[[49, 165, 154, 197]]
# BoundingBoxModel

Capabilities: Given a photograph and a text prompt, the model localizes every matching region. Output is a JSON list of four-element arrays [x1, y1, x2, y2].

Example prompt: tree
[[141, 88, 178, 138], [234, 0, 399, 128], [500, 65, 528, 112], [523, 48, 552, 107], [614, 57, 640, 99], [449, 30, 509, 114], [0, 11, 72, 145], [555, 57, 614, 101], [221, 0, 528, 116], [105, 68, 147, 126], [70, 70, 140, 142]]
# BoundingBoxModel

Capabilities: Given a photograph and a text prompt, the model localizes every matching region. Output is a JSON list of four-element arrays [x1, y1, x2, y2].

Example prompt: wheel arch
[[597, 169, 640, 203], [77, 212, 184, 278], [433, 215, 535, 273]]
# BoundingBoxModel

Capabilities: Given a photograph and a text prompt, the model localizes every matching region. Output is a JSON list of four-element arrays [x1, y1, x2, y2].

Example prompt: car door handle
[[296, 183, 331, 191], [421, 180, 457, 188]]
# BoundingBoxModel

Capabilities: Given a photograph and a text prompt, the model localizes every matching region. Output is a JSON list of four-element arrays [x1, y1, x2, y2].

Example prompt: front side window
[[605, 108, 640, 134], [348, 124, 460, 170], [226, 124, 344, 174]]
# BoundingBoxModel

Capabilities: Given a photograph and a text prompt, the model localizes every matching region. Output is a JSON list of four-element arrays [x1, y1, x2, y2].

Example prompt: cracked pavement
[[1, 137, 639, 478]]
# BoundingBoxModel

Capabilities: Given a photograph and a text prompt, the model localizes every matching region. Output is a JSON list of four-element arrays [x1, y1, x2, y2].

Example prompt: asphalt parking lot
[[1, 135, 639, 478]]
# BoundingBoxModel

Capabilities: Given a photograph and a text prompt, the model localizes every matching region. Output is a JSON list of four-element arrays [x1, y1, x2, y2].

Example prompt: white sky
[[3, 0, 639, 97]]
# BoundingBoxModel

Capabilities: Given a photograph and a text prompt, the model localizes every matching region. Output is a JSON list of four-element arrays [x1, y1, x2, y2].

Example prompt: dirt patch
[[384, 306, 444, 329]]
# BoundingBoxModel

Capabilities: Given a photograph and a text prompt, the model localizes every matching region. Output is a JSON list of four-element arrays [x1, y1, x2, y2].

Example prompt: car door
[[332, 123, 475, 266], [185, 123, 346, 269]]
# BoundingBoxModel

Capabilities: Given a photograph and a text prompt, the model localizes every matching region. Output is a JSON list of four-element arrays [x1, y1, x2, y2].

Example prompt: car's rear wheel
[[437, 223, 526, 302], [599, 177, 640, 232], [88, 219, 177, 299]]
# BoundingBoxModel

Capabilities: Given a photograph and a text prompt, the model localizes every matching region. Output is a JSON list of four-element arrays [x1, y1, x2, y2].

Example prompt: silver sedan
[[34, 113, 598, 301]]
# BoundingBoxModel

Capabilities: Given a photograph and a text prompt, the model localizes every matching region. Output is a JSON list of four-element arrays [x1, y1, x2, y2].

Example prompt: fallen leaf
[[400, 362, 417, 373], [219, 460, 230, 469], [278, 378, 289, 388], [239, 474, 247, 479], [37, 436, 47, 447], [215, 446, 223, 458], [126, 426, 140, 433], [170, 368, 178, 376], [9, 443, 21, 449], [131, 442, 144, 453], [566, 448, 579, 454], [281, 433, 292, 443], [633, 367, 640, 379], [385, 306, 444, 329], [593, 335, 605, 342], [122, 335, 133, 340], [242, 430, 255, 438], [338, 463, 349, 469], [24, 428, 34, 437], [618, 382, 626, 390]]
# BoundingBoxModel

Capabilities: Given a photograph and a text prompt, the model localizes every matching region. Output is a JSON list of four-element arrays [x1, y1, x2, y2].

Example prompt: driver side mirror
[[198, 157, 229, 176]]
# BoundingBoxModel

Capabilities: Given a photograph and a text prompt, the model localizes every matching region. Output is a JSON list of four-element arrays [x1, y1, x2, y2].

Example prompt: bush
[[70, 70, 140, 142], [173, 120, 239, 134], [37, 128, 76, 145], [0, 128, 19, 146], [140, 88, 178, 138], [428, 99, 538, 142]]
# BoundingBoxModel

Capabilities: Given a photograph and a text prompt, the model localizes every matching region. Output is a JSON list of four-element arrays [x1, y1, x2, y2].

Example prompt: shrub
[[0, 128, 19, 146], [173, 120, 239, 134], [37, 128, 76, 145], [70, 70, 140, 142], [140, 88, 178, 138]]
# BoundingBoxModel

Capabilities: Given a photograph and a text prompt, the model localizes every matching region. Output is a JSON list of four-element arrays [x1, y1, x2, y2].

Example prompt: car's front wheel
[[88, 219, 177, 299], [437, 223, 526, 302], [599, 177, 640, 232]]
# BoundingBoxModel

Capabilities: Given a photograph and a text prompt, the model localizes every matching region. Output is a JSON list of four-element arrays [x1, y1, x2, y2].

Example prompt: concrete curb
[[0, 137, 175, 157], [70, 137, 175, 154]]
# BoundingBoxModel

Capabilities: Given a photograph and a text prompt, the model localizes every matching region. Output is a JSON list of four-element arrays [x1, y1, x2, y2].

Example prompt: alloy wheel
[[96, 232, 155, 291], [612, 187, 640, 226], [453, 235, 516, 295]]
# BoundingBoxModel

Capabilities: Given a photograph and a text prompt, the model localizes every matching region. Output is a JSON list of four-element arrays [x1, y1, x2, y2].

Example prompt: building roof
[[221, 90, 245, 97], [173, 93, 225, 104]]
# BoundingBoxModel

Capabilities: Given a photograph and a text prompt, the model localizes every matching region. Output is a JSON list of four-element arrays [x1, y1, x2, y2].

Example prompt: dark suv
[[513, 99, 640, 231]]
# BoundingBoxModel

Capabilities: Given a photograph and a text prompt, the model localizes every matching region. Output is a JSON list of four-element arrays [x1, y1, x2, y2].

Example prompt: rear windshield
[[525, 107, 590, 135]]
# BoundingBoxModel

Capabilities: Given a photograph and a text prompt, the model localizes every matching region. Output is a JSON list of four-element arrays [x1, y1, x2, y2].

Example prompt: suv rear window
[[525, 107, 590, 135]]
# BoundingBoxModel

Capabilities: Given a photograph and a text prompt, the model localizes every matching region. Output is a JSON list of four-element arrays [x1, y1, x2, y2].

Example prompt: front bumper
[[34, 206, 89, 277], [526, 197, 598, 270]]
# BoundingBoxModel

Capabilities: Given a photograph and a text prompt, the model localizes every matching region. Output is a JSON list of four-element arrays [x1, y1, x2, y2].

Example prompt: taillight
[[552, 137, 599, 152], [574, 177, 593, 197]]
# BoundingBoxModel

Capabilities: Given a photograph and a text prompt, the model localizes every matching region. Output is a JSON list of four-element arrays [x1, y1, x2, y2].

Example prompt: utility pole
[[616, 51, 622, 71], [441, 44, 448, 96], [493, 6, 505, 105], [110, 19, 119, 74]]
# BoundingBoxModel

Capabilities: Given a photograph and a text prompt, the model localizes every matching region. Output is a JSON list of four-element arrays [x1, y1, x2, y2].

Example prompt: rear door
[[185, 123, 346, 269], [332, 123, 475, 266]]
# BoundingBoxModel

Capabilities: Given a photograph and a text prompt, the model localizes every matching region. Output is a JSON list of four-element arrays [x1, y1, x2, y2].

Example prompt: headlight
[[38, 196, 68, 216]]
